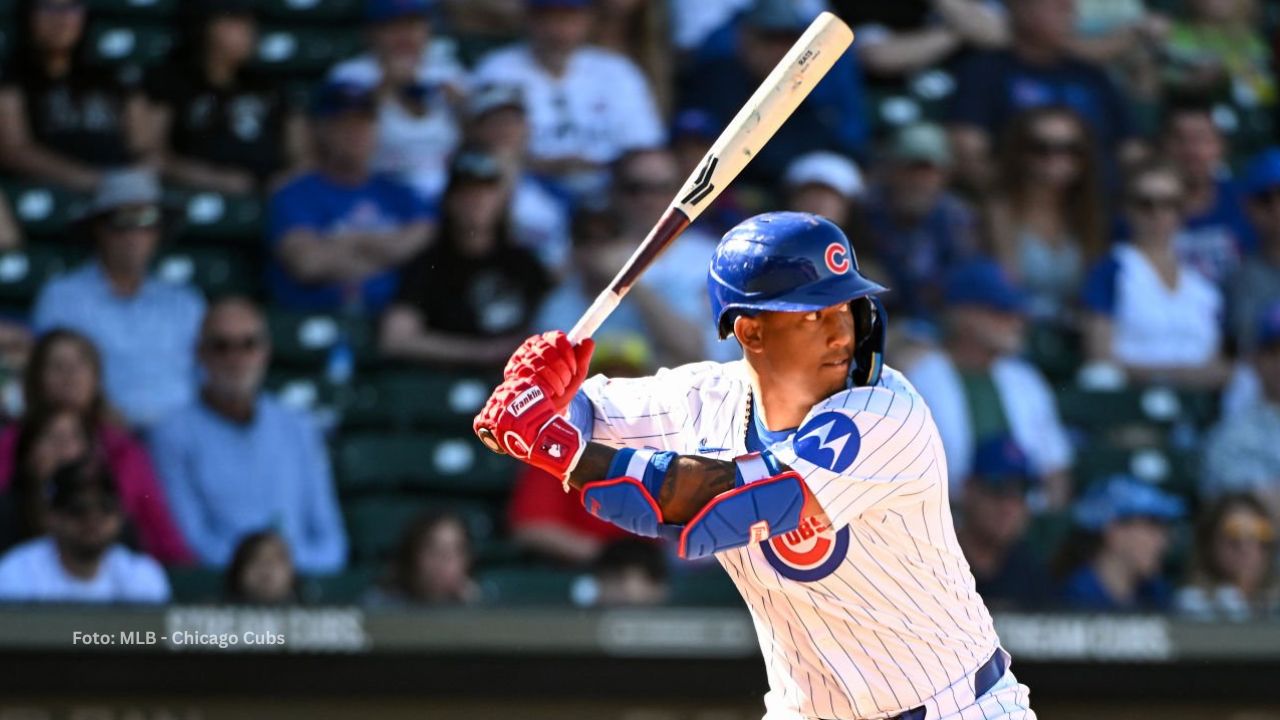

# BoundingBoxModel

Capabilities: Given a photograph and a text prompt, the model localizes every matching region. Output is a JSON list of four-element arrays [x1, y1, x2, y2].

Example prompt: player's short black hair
[[593, 539, 668, 584]]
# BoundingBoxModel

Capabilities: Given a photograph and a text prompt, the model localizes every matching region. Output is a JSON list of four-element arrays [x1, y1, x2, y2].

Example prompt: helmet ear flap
[[848, 297, 887, 388]]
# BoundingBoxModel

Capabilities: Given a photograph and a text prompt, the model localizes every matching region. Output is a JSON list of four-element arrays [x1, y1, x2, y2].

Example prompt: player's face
[[747, 303, 855, 404]]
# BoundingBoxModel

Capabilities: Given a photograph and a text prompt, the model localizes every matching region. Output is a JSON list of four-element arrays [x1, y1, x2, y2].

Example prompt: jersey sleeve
[[577, 361, 722, 452], [767, 385, 941, 524]]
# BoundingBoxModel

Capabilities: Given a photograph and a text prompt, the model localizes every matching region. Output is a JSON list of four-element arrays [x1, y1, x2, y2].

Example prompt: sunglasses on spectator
[[36, 0, 84, 12], [1128, 193, 1182, 214], [1029, 137, 1083, 157], [103, 206, 161, 232], [622, 178, 677, 195], [1251, 187, 1280, 206], [205, 335, 264, 354], [1223, 515, 1275, 543], [60, 495, 120, 519]]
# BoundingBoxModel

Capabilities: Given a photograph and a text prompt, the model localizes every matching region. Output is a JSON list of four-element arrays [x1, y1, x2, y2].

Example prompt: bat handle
[[568, 291, 622, 345]]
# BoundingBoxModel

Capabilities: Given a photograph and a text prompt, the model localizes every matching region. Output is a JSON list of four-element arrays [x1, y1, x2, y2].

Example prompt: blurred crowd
[[0, 0, 1277, 619]]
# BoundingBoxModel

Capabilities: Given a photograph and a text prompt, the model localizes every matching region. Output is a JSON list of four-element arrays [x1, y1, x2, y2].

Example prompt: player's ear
[[734, 314, 764, 353]]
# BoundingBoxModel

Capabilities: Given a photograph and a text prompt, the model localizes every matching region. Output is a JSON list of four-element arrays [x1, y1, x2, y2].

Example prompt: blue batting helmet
[[708, 212, 889, 387]]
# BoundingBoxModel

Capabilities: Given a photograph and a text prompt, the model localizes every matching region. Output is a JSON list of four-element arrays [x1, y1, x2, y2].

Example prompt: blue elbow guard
[[677, 472, 807, 560], [581, 477, 664, 537]]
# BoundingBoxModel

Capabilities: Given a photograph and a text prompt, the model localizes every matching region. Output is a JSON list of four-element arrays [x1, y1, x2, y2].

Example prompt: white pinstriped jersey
[[579, 361, 1001, 720]]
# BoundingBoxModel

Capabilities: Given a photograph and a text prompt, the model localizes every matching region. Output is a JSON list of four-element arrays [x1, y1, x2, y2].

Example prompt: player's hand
[[472, 377, 584, 480], [503, 331, 595, 412]]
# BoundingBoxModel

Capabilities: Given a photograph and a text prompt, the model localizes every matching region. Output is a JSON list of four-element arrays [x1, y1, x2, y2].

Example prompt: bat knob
[[477, 428, 507, 455]]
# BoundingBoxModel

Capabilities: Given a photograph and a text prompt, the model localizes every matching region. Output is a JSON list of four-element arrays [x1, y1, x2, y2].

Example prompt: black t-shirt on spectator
[[0, 62, 136, 167], [145, 65, 291, 183], [395, 244, 552, 338], [972, 540, 1053, 611]]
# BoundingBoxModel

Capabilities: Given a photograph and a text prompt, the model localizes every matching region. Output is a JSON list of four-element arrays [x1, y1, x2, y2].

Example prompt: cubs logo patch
[[824, 242, 851, 275], [760, 515, 850, 582], [795, 411, 861, 473]]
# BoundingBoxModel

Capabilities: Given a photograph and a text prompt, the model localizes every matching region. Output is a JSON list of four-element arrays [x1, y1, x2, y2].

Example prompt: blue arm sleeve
[[567, 391, 594, 442]]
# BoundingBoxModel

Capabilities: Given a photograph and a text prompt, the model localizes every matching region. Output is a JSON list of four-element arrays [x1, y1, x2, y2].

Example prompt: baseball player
[[474, 212, 1036, 720]]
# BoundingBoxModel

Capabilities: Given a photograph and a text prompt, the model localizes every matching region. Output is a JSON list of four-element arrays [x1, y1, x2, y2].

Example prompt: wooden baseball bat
[[567, 11, 854, 344], [478, 12, 853, 454]]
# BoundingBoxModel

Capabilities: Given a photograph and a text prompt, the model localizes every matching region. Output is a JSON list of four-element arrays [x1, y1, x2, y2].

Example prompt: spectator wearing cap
[[0, 0, 150, 192], [329, 0, 468, 202], [33, 169, 205, 428], [836, 0, 1008, 82], [1161, 100, 1254, 286], [1228, 147, 1280, 353], [268, 81, 433, 315], [1081, 161, 1230, 389], [0, 459, 170, 603], [678, 0, 867, 188], [956, 436, 1053, 610], [149, 297, 347, 574], [948, 0, 1140, 193], [380, 148, 553, 369], [465, 84, 571, 274], [472, 0, 665, 203], [1176, 493, 1279, 621], [904, 260, 1073, 505], [986, 106, 1106, 323], [783, 151, 865, 232], [535, 148, 729, 366], [145, 0, 309, 196], [864, 123, 978, 321], [1202, 302, 1280, 515], [1054, 475, 1185, 612]]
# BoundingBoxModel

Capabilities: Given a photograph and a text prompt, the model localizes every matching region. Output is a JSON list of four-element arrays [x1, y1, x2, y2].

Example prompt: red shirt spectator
[[508, 465, 632, 566]]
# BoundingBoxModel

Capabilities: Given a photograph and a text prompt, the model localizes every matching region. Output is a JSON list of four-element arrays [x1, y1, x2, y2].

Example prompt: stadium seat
[[258, 0, 363, 23], [86, 22, 174, 67], [0, 244, 86, 310], [299, 566, 378, 604], [1057, 385, 1188, 435], [1025, 322, 1083, 385], [1023, 511, 1071, 567], [154, 245, 255, 297], [477, 566, 579, 605], [167, 566, 226, 603], [174, 191, 265, 242], [1073, 444, 1200, 500], [254, 27, 363, 75], [92, 0, 178, 20], [335, 432, 516, 494], [3, 181, 88, 237], [343, 494, 494, 563], [668, 570, 740, 607], [267, 310, 375, 370], [341, 370, 496, 430]]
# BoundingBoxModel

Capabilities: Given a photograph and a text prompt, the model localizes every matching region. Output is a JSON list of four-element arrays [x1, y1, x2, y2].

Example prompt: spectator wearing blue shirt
[[948, 0, 1139, 192], [677, 0, 868, 187], [1162, 100, 1254, 285], [33, 169, 205, 429], [1231, 148, 1280, 354], [863, 123, 979, 321], [267, 80, 434, 315], [149, 297, 347, 574], [1054, 475, 1185, 612]]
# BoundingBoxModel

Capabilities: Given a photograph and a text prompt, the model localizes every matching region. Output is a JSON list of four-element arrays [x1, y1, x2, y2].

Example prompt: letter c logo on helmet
[[824, 243, 850, 275]]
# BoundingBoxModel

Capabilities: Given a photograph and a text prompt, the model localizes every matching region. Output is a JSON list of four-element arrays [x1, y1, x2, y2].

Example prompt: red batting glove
[[503, 331, 595, 412], [473, 377, 585, 480]]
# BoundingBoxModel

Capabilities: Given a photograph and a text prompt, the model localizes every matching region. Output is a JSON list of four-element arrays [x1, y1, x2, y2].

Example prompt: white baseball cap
[[784, 152, 865, 200]]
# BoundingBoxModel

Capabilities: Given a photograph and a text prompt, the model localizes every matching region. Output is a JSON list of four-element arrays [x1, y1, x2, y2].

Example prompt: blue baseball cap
[[365, 0, 433, 23], [672, 109, 718, 142], [944, 259, 1028, 314], [970, 436, 1036, 495], [1072, 476, 1185, 532], [1256, 300, 1280, 349], [312, 81, 377, 119], [1244, 147, 1280, 196]]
